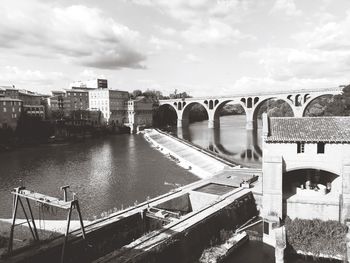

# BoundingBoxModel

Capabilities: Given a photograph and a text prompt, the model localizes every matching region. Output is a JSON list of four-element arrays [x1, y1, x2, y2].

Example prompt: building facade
[[125, 96, 154, 133], [65, 89, 89, 114], [89, 89, 129, 123], [261, 115, 350, 223], [0, 97, 22, 129]]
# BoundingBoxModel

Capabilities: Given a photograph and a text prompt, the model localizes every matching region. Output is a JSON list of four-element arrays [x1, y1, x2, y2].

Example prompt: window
[[317, 142, 325, 154], [297, 142, 305, 153], [3, 101, 6, 106], [3, 107, 6, 112]]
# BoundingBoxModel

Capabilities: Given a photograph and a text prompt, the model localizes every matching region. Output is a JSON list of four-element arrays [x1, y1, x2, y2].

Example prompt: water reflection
[[175, 115, 263, 168]]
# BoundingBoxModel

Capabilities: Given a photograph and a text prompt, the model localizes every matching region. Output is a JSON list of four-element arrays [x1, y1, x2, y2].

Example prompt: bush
[[285, 217, 347, 257]]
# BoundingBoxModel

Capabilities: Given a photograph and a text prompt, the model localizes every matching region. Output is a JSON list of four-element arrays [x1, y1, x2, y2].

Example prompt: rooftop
[[265, 116, 350, 143]]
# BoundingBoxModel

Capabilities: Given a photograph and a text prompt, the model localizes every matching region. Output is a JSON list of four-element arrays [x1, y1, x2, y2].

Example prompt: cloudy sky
[[0, 0, 350, 96]]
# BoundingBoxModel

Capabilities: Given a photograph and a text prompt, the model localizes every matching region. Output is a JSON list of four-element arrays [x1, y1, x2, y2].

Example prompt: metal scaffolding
[[8, 185, 86, 263]]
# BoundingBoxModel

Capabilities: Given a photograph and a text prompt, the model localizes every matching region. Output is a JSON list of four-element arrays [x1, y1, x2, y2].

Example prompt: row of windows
[[2, 101, 21, 106], [297, 142, 325, 154], [3, 107, 21, 113], [67, 92, 88, 97]]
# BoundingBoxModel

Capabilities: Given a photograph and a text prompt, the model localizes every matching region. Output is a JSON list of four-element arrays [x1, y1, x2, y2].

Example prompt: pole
[[8, 191, 19, 253], [18, 198, 36, 241], [61, 202, 73, 263], [26, 198, 39, 240]]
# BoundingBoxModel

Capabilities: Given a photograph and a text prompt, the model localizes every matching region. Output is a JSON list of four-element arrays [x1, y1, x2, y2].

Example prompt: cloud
[[129, 0, 256, 45], [294, 11, 350, 51], [0, 1, 146, 69], [149, 36, 183, 51], [0, 66, 65, 94], [184, 54, 203, 63], [182, 19, 254, 45], [270, 0, 302, 16]]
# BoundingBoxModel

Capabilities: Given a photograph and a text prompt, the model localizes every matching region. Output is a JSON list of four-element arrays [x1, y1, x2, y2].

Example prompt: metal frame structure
[[8, 186, 86, 263]]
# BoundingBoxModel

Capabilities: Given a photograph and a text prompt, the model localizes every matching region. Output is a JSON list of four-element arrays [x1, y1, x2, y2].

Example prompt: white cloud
[[0, 1, 146, 69], [270, 0, 302, 16], [129, 0, 256, 46], [182, 19, 254, 45], [149, 36, 183, 51], [294, 11, 350, 51], [0, 66, 65, 94], [184, 54, 202, 63]]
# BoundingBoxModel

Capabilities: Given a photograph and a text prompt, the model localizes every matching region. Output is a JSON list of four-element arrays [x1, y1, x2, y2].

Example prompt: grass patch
[[285, 217, 347, 257]]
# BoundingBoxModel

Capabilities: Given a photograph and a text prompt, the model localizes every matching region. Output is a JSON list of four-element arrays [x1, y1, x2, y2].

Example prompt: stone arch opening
[[295, 94, 302, 106], [282, 168, 340, 220], [302, 94, 334, 117], [254, 98, 294, 130], [182, 102, 209, 124], [213, 100, 246, 123], [247, 97, 253, 108], [155, 104, 178, 127]]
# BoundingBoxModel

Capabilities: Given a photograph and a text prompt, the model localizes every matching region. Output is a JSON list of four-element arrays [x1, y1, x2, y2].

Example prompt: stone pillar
[[293, 107, 303, 118], [341, 162, 350, 222], [177, 118, 189, 128], [245, 108, 256, 130], [207, 110, 219, 129], [262, 155, 283, 219]]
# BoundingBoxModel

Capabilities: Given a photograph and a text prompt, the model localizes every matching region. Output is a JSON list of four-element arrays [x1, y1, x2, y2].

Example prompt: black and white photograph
[[0, 0, 350, 262]]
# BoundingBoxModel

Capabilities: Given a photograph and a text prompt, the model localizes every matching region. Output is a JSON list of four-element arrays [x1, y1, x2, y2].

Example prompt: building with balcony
[[262, 115, 350, 223]]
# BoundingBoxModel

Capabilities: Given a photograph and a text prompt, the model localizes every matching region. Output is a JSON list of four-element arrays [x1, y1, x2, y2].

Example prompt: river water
[[0, 135, 198, 219], [174, 115, 262, 168], [0, 115, 337, 262]]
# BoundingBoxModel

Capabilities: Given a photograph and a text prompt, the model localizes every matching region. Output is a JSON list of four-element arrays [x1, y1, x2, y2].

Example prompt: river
[[0, 135, 198, 219], [0, 115, 338, 262], [173, 115, 262, 168]]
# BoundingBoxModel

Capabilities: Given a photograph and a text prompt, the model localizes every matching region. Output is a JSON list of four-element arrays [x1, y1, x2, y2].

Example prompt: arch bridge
[[159, 87, 342, 130]]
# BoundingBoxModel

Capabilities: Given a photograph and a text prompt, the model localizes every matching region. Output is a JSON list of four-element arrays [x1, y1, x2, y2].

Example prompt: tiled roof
[[266, 117, 350, 143]]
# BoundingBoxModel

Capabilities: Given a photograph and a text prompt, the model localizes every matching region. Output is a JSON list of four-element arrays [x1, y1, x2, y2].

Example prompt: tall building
[[65, 89, 89, 114], [49, 91, 66, 111], [0, 97, 22, 129], [89, 89, 129, 123], [126, 96, 154, 127], [4, 88, 46, 119]]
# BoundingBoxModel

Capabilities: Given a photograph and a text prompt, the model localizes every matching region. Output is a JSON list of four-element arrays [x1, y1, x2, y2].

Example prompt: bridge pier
[[177, 118, 189, 128], [208, 119, 220, 129], [245, 109, 257, 131], [293, 107, 304, 118]]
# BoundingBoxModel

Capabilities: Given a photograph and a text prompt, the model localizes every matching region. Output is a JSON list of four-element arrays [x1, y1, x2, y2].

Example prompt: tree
[[131, 89, 142, 99]]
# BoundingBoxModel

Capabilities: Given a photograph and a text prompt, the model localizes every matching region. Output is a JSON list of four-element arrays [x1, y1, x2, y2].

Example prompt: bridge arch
[[251, 97, 294, 130], [301, 93, 335, 117], [211, 99, 247, 129], [181, 101, 209, 127], [156, 103, 179, 127]]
